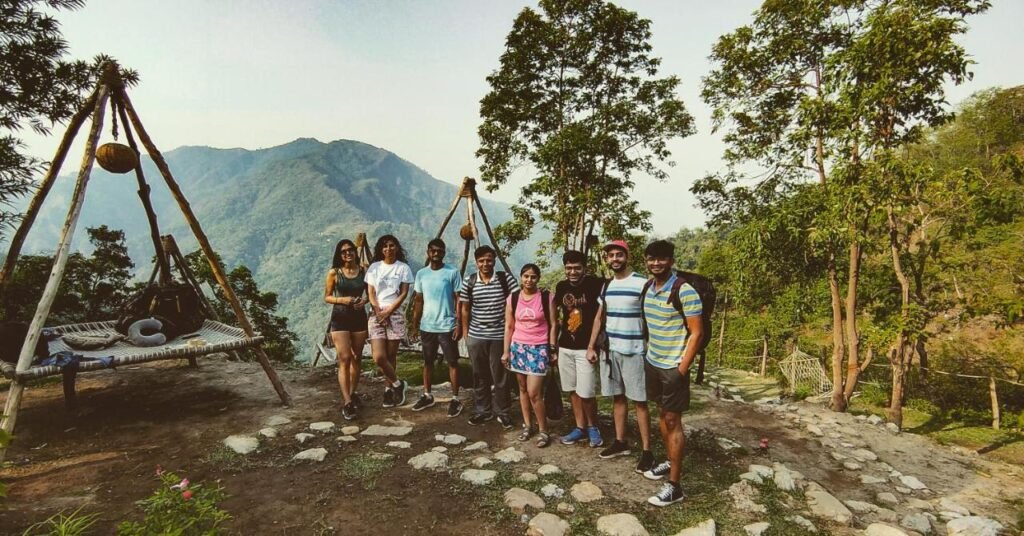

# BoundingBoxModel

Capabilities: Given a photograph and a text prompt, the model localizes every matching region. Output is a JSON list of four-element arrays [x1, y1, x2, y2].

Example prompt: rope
[[864, 362, 1024, 387]]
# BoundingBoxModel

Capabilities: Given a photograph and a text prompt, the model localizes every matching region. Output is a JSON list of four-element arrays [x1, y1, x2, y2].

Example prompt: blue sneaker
[[587, 426, 604, 448], [560, 427, 586, 445]]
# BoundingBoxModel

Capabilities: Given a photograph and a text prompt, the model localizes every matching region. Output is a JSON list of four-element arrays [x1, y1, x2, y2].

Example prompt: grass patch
[[363, 352, 474, 388], [339, 453, 394, 490], [21, 506, 100, 536], [201, 446, 258, 472]]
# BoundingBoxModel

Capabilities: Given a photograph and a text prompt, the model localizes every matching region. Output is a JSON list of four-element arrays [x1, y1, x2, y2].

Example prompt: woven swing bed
[[1, 320, 263, 381]]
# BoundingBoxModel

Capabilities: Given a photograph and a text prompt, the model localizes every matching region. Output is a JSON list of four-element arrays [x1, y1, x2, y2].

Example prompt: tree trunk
[[759, 335, 768, 377], [842, 239, 864, 405], [887, 342, 907, 428], [990, 377, 1000, 430], [887, 207, 913, 429], [828, 254, 847, 411], [717, 294, 728, 367]]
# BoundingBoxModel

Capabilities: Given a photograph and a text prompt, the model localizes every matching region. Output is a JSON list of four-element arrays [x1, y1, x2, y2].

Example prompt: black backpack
[[510, 289, 551, 324], [639, 270, 716, 354], [465, 270, 511, 303]]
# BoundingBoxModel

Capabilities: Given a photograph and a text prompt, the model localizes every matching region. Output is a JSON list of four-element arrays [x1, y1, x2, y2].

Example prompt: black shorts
[[330, 308, 368, 333], [645, 360, 690, 413], [422, 330, 459, 368]]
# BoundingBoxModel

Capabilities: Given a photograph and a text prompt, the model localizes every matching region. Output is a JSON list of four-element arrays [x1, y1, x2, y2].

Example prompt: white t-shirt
[[365, 260, 414, 309]]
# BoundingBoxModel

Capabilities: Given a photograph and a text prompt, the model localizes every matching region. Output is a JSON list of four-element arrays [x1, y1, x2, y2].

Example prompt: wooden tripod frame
[[437, 177, 512, 277], [0, 63, 290, 457]]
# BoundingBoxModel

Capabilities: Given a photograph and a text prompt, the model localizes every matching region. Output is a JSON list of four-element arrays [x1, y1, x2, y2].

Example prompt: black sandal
[[517, 426, 536, 441], [535, 432, 551, 448]]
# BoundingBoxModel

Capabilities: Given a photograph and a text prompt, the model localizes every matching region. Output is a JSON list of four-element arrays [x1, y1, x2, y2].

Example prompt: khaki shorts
[[558, 348, 597, 398], [368, 311, 407, 341], [600, 350, 647, 402]]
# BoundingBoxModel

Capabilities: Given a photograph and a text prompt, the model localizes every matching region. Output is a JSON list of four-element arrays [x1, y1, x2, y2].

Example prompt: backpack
[[639, 270, 716, 354], [510, 289, 551, 325], [115, 282, 206, 340], [465, 270, 511, 304]]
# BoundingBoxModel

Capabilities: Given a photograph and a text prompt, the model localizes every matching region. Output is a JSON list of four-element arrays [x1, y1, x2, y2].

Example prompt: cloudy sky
[[21, 0, 1024, 233]]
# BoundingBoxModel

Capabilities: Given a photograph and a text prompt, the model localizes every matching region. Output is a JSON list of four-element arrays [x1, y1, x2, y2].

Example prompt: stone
[[537, 464, 561, 476], [717, 437, 743, 451], [571, 481, 604, 503], [386, 441, 411, 449], [896, 486, 912, 495], [900, 513, 933, 534], [294, 432, 316, 444], [727, 481, 766, 514], [885, 422, 900, 433], [945, 516, 1003, 536], [806, 424, 824, 437], [876, 491, 900, 505], [408, 451, 449, 471], [504, 487, 545, 514], [464, 441, 488, 451], [360, 424, 413, 437], [519, 472, 538, 482], [906, 498, 933, 510], [772, 463, 797, 491], [739, 472, 764, 484], [471, 456, 493, 467], [865, 524, 910, 536], [309, 421, 336, 433], [266, 415, 291, 427], [435, 433, 468, 445], [340, 425, 360, 435], [786, 515, 817, 533], [875, 508, 900, 523], [899, 475, 928, 491], [843, 461, 863, 471], [460, 469, 497, 485], [861, 475, 888, 485], [940, 511, 966, 521], [258, 427, 278, 439], [369, 452, 393, 460], [293, 447, 328, 462], [383, 416, 415, 427], [744, 522, 770, 536], [527, 512, 569, 536], [673, 518, 715, 536], [596, 513, 649, 536], [337, 435, 357, 442], [938, 498, 970, 516], [867, 414, 884, 425], [495, 447, 527, 463], [223, 435, 259, 454], [845, 500, 879, 514], [852, 448, 879, 462], [748, 464, 773, 479], [540, 483, 564, 498], [831, 451, 848, 461], [557, 502, 574, 514], [841, 442, 855, 448], [431, 446, 448, 453], [804, 482, 853, 525]]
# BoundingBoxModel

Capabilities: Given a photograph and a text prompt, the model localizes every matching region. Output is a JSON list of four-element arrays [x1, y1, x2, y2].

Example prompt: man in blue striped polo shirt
[[640, 239, 703, 507]]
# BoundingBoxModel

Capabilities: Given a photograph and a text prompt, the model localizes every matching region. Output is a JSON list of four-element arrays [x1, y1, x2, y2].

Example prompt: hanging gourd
[[96, 143, 139, 173], [459, 223, 475, 240]]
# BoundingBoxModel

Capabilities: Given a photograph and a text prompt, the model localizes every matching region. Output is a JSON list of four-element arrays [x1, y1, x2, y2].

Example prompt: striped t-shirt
[[458, 271, 520, 340], [599, 273, 647, 356], [643, 274, 703, 369]]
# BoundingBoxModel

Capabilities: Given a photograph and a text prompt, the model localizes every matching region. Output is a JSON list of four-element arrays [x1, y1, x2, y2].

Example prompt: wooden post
[[472, 194, 513, 274], [0, 89, 100, 291], [759, 334, 769, 377], [1, 85, 110, 457], [990, 376, 1000, 430], [717, 294, 728, 366], [436, 184, 464, 239], [117, 87, 291, 405]]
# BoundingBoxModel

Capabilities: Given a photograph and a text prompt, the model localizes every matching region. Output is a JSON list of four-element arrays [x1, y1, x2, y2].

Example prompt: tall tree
[[0, 0, 93, 238], [477, 0, 694, 257]]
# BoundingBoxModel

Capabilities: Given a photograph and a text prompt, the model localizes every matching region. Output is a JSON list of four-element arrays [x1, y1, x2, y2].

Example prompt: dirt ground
[[1, 357, 1022, 535]]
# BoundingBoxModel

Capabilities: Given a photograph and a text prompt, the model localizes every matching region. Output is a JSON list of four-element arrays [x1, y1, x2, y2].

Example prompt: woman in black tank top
[[324, 239, 369, 420]]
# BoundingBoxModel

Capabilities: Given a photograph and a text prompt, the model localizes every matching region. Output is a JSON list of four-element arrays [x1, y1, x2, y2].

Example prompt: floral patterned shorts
[[507, 342, 550, 376]]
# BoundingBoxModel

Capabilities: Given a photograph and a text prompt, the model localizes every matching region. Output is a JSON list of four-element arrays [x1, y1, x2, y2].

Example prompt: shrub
[[118, 469, 230, 536], [21, 506, 99, 536]]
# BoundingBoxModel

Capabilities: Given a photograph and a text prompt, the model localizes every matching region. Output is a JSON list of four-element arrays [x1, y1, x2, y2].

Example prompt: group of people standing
[[323, 234, 702, 507]]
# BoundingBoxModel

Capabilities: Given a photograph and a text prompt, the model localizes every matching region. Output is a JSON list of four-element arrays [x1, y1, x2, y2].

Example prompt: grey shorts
[[558, 348, 597, 398], [599, 350, 647, 402]]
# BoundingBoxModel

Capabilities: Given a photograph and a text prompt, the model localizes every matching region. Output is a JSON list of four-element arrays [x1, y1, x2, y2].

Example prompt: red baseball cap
[[602, 239, 629, 253]]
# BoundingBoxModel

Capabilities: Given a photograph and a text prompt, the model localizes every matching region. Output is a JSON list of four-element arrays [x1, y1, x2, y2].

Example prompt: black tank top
[[332, 268, 367, 314]]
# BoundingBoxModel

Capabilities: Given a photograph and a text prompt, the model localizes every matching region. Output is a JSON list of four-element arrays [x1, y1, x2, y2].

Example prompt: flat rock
[[435, 433, 467, 445], [495, 447, 527, 463], [843, 461, 863, 471], [865, 524, 909, 536], [744, 522, 769, 536], [571, 481, 604, 503], [805, 482, 853, 525], [386, 441, 411, 449], [900, 513, 933, 534], [806, 424, 824, 437], [875, 508, 899, 523], [460, 469, 497, 485], [673, 518, 715, 536], [596, 513, 649, 536], [772, 463, 797, 491], [845, 500, 878, 513], [938, 498, 970, 516], [727, 481, 766, 514], [295, 432, 316, 444], [258, 428, 278, 439], [557, 502, 574, 514], [739, 472, 764, 484], [906, 498, 932, 510], [537, 464, 561, 476], [867, 415, 884, 425], [504, 487, 545, 514], [408, 451, 448, 471], [223, 435, 259, 454], [471, 456, 493, 467], [787, 515, 817, 533], [527, 512, 570, 536], [309, 421, 336, 433], [945, 516, 1003, 536], [464, 441, 488, 451], [540, 483, 564, 498], [885, 422, 901, 433], [896, 486, 913, 494], [852, 448, 879, 461], [340, 425, 360, 435], [861, 475, 888, 485], [266, 415, 291, 427], [369, 452, 393, 460], [877, 492, 900, 506], [431, 446, 448, 453], [748, 464, 773, 479], [337, 435, 357, 442], [519, 472, 538, 482], [899, 475, 928, 490], [360, 424, 413, 437], [717, 437, 743, 451], [293, 447, 328, 462]]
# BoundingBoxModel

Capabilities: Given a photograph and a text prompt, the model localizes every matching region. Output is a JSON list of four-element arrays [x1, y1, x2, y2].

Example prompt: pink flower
[[182, 490, 193, 501], [155, 465, 164, 476], [179, 478, 189, 490]]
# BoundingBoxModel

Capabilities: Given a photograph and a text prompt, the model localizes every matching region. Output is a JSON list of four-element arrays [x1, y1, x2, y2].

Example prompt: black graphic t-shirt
[[554, 276, 605, 350]]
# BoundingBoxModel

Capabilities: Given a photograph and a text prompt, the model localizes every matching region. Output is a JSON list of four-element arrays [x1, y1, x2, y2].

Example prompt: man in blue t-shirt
[[410, 238, 464, 417]]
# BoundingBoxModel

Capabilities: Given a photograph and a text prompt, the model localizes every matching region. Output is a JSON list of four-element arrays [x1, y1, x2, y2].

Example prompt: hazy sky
[[21, 0, 1024, 233]]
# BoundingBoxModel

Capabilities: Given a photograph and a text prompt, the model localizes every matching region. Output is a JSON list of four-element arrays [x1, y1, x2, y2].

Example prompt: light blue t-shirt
[[414, 264, 463, 332]]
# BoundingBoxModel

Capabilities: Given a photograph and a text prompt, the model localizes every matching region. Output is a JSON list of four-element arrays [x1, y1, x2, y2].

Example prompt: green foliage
[[185, 250, 298, 362], [118, 470, 230, 536], [21, 505, 99, 536], [478, 0, 694, 257]]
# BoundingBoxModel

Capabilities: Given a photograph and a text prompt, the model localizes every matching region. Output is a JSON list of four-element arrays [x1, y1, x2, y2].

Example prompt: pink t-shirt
[[509, 291, 552, 346]]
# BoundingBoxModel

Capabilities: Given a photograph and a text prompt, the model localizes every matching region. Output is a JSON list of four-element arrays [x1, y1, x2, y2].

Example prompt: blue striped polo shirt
[[599, 272, 648, 356], [643, 274, 703, 369]]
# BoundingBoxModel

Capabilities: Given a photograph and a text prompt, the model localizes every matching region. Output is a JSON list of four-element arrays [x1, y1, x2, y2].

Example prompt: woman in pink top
[[501, 263, 558, 447]]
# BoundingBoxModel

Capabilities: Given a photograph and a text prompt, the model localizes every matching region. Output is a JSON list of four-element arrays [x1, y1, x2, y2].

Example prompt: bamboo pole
[[435, 186, 463, 239], [717, 294, 728, 366], [760, 335, 769, 377], [990, 376, 1000, 430], [1, 85, 110, 457], [0, 89, 100, 291], [459, 239, 471, 278], [466, 194, 479, 251], [473, 194, 513, 274], [117, 87, 291, 405]]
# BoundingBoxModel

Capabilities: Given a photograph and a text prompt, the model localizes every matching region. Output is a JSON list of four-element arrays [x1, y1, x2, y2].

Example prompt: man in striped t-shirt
[[459, 246, 519, 429], [640, 240, 703, 507]]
